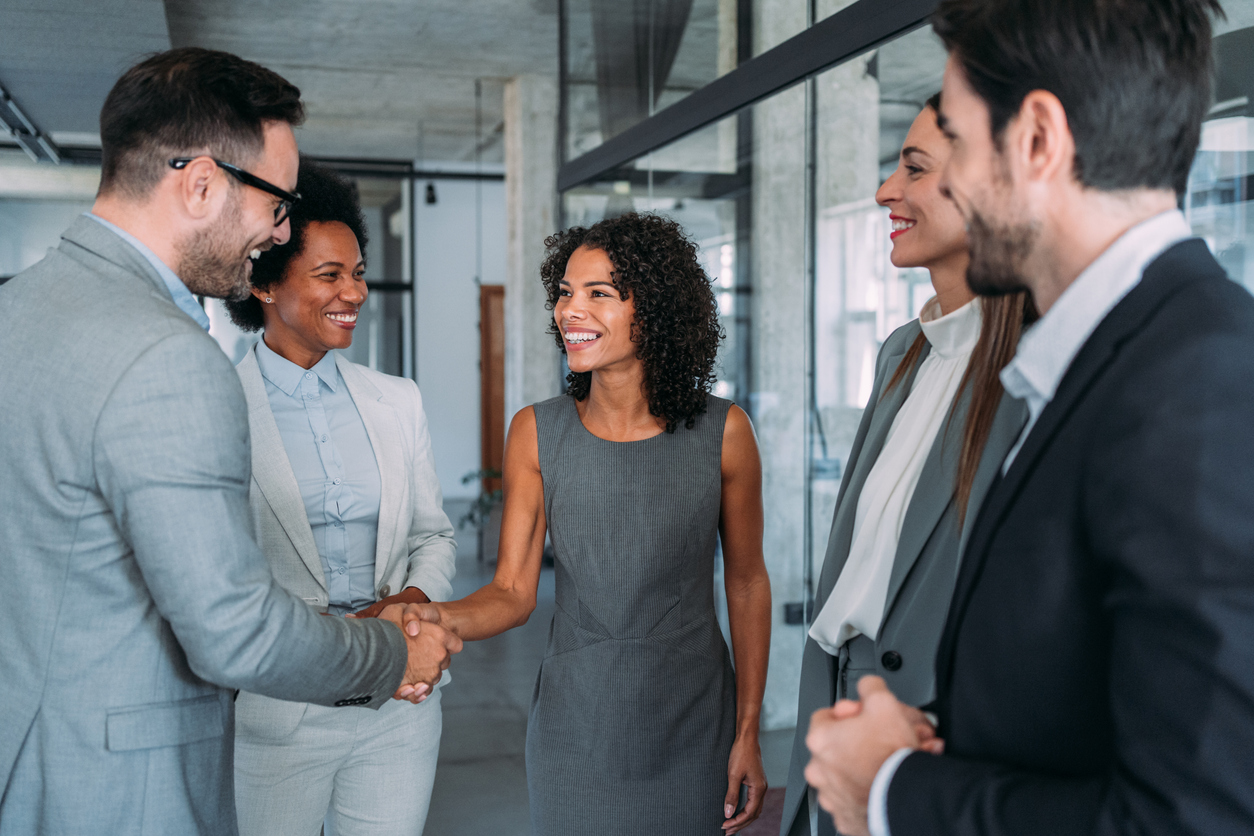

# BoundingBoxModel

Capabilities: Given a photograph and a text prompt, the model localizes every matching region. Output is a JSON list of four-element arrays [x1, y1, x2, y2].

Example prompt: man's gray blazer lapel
[[814, 336, 931, 607], [336, 356, 404, 588], [236, 348, 326, 589]]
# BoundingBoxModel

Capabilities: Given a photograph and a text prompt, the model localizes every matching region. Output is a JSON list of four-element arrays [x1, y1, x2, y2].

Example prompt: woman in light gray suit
[[224, 161, 456, 836], [779, 96, 1036, 836]]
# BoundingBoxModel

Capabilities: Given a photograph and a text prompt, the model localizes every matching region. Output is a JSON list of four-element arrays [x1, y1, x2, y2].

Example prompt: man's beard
[[176, 192, 256, 302], [964, 205, 1038, 298]]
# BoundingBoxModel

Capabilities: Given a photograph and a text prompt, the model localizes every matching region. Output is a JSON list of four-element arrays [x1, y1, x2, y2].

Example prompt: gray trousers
[[234, 689, 442, 836]]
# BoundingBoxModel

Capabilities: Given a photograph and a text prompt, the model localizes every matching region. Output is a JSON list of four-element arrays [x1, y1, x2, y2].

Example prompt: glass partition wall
[[559, 0, 1254, 728]]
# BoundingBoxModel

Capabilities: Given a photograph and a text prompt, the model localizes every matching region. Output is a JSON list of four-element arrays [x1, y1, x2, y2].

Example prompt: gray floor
[[423, 543, 796, 836]]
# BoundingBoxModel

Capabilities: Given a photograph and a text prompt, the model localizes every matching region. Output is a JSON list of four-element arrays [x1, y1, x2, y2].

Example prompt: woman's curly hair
[[540, 212, 724, 433], [224, 157, 368, 332]]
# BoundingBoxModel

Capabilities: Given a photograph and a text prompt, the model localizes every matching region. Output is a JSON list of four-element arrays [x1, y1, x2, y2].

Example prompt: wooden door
[[479, 285, 506, 494]]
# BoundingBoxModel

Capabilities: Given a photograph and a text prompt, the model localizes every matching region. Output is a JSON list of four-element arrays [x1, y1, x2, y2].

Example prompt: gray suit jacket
[[780, 320, 1027, 836], [0, 217, 408, 836], [234, 347, 456, 736]]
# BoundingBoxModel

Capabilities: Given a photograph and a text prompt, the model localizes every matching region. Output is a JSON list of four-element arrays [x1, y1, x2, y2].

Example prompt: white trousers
[[234, 689, 442, 836]]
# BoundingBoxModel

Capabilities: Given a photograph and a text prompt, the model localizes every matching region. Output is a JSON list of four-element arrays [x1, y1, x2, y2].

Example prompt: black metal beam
[[556, 0, 938, 192], [312, 156, 505, 181]]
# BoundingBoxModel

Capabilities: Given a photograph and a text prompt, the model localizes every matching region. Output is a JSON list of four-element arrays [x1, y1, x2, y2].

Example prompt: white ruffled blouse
[[808, 296, 982, 656]]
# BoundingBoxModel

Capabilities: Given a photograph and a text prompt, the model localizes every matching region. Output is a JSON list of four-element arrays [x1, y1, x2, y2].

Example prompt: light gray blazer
[[0, 217, 407, 836], [780, 319, 1028, 836], [234, 348, 456, 735]]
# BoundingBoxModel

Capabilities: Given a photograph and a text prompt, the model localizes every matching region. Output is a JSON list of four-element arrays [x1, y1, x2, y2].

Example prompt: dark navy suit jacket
[[887, 239, 1254, 835]]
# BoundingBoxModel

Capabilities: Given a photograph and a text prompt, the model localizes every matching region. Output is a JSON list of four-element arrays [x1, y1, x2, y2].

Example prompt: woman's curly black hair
[[224, 157, 368, 332], [540, 212, 724, 433]]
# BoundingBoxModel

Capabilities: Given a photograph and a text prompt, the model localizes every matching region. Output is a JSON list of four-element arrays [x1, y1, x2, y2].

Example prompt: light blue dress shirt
[[255, 339, 382, 615], [85, 213, 212, 332]]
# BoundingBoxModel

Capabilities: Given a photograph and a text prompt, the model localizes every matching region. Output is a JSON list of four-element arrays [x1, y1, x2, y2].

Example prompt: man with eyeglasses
[[0, 47, 458, 835]]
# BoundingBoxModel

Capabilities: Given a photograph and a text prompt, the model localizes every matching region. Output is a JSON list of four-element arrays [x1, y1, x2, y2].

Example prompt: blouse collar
[[918, 296, 981, 360]]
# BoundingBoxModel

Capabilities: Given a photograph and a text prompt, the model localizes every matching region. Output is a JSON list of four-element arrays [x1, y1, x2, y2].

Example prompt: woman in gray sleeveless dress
[[416, 213, 773, 834]]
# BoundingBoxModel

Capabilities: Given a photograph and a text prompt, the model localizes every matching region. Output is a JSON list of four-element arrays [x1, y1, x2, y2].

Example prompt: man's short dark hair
[[933, 0, 1224, 195], [224, 159, 369, 333], [99, 47, 304, 198]]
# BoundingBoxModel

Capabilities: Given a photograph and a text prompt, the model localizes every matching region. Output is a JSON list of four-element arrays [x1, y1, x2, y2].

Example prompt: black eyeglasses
[[168, 157, 301, 226]]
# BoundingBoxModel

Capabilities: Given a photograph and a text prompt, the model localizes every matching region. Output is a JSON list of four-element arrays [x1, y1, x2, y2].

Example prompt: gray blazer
[[780, 320, 1028, 836], [234, 347, 457, 735], [0, 217, 407, 835]]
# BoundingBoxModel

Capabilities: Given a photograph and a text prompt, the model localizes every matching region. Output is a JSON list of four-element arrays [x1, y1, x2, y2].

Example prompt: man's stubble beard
[[176, 190, 256, 302], [960, 151, 1039, 298], [964, 207, 1038, 297]]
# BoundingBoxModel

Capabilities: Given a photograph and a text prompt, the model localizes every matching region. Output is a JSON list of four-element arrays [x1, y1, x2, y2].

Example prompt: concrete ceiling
[[0, 0, 559, 165], [164, 0, 561, 163], [0, 0, 171, 146]]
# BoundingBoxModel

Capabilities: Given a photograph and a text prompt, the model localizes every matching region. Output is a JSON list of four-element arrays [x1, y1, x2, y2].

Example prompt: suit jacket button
[[378, 585, 390, 598], [881, 651, 903, 672]]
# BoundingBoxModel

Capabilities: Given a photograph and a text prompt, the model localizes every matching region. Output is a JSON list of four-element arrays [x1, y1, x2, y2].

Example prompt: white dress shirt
[[809, 297, 982, 656], [866, 209, 1196, 836], [1000, 210, 1194, 470]]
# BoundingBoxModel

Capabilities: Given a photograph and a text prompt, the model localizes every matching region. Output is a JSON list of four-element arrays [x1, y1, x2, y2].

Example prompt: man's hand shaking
[[372, 603, 462, 703]]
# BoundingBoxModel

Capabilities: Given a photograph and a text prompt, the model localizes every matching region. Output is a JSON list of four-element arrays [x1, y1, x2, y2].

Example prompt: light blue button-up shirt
[[85, 213, 212, 332], [255, 339, 382, 615]]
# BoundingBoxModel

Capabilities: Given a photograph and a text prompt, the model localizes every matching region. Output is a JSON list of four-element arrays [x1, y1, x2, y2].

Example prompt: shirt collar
[[84, 212, 212, 333], [918, 296, 982, 360], [1000, 209, 1194, 407], [255, 338, 340, 396]]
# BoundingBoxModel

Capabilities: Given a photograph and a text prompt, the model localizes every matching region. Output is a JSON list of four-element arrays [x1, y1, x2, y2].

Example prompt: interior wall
[[415, 177, 508, 501], [0, 199, 95, 277]]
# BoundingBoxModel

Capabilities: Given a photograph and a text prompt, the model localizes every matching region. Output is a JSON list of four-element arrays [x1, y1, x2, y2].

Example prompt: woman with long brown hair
[[778, 94, 1036, 836]]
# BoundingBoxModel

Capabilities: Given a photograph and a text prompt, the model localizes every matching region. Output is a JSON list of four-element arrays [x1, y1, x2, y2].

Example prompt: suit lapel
[[237, 349, 326, 589], [815, 337, 931, 606], [956, 393, 1029, 561], [937, 240, 1209, 694], [337, 357, 402, 587], [880, 385, 969, 617]]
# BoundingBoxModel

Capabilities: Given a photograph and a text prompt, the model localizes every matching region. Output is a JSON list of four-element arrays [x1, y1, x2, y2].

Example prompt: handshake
[[348, 598, 459, 704]]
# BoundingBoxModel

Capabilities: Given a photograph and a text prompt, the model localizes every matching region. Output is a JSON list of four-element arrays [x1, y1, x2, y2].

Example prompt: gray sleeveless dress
[[526, 394, 738, 835]]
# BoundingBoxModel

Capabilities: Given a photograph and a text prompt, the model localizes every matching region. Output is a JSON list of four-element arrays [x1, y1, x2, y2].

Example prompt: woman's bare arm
[[422, 406, 548, 642], [719, 404, 772, 833]]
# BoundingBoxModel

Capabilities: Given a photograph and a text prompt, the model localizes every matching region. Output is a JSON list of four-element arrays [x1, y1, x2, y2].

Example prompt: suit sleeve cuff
[[868, 747, 915, 836]]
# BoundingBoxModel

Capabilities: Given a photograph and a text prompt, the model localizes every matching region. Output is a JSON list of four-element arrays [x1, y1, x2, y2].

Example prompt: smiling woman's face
[[254, 220, 367, 368], [875, 105, 969, 272], [553, 245, 639, 375]]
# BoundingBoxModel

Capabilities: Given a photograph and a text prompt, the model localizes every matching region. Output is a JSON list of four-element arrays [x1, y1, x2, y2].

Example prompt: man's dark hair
[[99, 47, 304, 198], [224, 159, 369, 333], [933, 0, 1224, 195]]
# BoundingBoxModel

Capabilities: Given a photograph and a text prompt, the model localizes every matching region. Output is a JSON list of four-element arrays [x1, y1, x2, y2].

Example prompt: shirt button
[[305, 372, 313, 379], [333, 477, 341, 485], [321, 435, 328, 443]]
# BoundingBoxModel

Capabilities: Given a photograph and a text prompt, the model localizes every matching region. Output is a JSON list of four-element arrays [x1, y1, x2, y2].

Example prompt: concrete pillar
[[750, 0, 875, 731], [503, 74, 563, 424], [749, 0, 811, 733]]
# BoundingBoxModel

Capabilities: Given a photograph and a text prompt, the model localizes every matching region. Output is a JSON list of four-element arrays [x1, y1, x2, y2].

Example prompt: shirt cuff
[[868, 747, 915, 836]]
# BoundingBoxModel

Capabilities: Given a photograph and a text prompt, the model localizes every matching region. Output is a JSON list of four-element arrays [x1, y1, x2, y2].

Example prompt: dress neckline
[[566, 396, 668, 445]]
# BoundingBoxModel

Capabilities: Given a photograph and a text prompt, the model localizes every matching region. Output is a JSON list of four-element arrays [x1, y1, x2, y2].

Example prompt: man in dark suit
[[802, 1, 1254, 834]]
